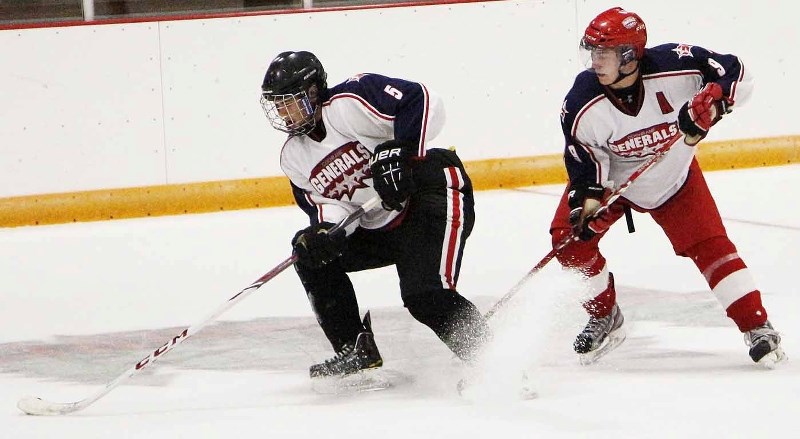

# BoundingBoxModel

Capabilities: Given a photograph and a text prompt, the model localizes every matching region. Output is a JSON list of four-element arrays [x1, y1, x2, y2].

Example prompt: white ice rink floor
[[1, 165, 798, 438]]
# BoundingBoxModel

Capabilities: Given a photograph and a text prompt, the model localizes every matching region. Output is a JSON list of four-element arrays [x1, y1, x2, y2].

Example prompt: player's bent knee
[[293, 261, 350, 297], [294, 258, 342, 279], [555, 242, 603, 273], [405, 289, 453, 316], [551, 227, 571, 248], [404, 289, 487, 361], [683, 235, 737, 262], [403, 289, 476, 325]]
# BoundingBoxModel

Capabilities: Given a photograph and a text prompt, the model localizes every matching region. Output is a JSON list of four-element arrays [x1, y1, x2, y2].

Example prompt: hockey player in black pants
[[259, 51, 490, 378]]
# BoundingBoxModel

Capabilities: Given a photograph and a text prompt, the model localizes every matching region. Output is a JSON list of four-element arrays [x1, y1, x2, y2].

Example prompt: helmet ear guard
[[618, 46, 637, 65], [579, 40, 639, 72]]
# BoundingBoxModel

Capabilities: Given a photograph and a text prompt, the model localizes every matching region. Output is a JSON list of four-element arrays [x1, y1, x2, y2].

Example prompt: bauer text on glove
[[369, 140, 417, 211]]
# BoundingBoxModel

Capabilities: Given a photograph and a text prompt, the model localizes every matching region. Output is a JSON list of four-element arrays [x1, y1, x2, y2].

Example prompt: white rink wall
[[1, 0, 797, 197]]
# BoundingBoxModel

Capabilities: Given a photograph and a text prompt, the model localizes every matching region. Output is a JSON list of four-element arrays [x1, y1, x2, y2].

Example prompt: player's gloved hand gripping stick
[[17, 196, 382, 416], [484, 134, 687, 321]]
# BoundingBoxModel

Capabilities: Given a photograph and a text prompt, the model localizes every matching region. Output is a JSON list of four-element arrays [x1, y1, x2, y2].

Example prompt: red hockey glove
[[292, 222, 346, 269], [677, 82, 731, 145], [568, 182, 612, 241], [579, 207, 618, 241]]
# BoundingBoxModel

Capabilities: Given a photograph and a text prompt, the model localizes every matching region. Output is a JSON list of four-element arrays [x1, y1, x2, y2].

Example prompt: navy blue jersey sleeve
[[560, 71, 603, 186], [648, 43, 746, 101], [329, 74, 432, 156], [691, 46, 743, 95], [291, 182, 319, 226]]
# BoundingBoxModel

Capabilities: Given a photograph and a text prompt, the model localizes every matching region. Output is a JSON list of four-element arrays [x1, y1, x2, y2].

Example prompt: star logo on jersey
[[346, 73, 369, 83], [330, 166, 369, 199], [309, 142, 372, 200], [608, 122, 680, 157], [672, 44, 694, 59], [560, 100, 569, 123]]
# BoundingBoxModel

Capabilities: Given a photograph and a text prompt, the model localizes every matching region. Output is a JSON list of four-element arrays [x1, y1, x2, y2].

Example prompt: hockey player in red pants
[[554, 7, 785, 366]]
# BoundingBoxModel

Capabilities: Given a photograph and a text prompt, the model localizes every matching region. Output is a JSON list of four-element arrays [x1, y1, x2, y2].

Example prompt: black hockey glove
[[292, 222, 346, 269], [567, 182, 610, 241], [369, 140, 417, 211]]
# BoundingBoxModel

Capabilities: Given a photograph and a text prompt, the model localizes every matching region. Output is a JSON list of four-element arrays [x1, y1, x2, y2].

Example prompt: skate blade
[[579, 327, 627, 366], [757, 347, 788, 370], [311, 367, 392, 395]]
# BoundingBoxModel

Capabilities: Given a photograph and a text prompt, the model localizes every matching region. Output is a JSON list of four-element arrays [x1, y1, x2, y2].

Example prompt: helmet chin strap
[[307, 112, 327, 142], [610, 62, 640, 87]]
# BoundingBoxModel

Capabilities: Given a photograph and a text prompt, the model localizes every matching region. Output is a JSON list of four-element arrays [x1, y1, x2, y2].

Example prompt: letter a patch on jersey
[[656, 91, 674, 115]]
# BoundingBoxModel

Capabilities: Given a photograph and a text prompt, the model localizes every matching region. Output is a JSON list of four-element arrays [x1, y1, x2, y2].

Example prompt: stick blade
[[17, 395, 78, 416]]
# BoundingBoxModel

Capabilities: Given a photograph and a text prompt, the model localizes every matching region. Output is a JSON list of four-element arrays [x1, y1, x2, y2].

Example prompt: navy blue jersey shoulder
[[561, 70, 604, 137], [641, 43, 743, 97], [327, 73, 419, 113], [639, 44, 698, 75], [326, 73, 429, 150]]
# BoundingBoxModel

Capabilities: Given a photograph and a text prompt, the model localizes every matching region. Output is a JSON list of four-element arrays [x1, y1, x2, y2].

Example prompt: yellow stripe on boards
[[696, 135, 800, 170], [465, 154, 567, 191], [1, 135, 798, 228], [0, 177, 294, 228]]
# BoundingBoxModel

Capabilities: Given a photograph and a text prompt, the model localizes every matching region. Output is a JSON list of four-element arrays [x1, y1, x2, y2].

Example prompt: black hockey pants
[[295, 148, 488, 360]]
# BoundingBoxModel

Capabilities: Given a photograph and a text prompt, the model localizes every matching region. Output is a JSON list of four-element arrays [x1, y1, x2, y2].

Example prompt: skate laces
[[583, 314, 611, 336], [324, 344, 355, 364], [744, 322, 780, 348]]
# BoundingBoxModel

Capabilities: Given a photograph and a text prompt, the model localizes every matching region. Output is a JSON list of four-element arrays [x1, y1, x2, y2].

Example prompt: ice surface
[[1, 165, 798, 438]]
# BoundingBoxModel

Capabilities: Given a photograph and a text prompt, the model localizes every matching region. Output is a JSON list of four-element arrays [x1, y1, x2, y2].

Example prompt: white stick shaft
[[485, 135, 686, 319], [18, 196, 380, 415]]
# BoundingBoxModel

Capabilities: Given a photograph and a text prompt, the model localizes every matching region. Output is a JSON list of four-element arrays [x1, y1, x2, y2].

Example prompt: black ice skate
[[309, 311, 383, 378], [745, 320, 787, 368], [574, 303, 626, 365]]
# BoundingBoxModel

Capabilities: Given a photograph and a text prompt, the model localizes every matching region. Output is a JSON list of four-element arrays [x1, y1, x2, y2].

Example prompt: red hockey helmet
[[582, 7, 647, 65]]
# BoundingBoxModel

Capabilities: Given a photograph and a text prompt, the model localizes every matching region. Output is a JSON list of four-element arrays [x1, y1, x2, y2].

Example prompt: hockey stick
[[484, 134, 687, 321], [17, 196, 382, 416]]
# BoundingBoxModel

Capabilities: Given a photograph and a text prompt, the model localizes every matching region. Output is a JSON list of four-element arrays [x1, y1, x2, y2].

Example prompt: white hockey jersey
[[279, 73, 445, 233], [560, 43, 753, 209]]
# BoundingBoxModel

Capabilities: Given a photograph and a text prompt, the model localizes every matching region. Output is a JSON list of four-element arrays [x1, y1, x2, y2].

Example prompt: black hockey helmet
[[261, 51, 327, 96], [260, 51, 328, 135]]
